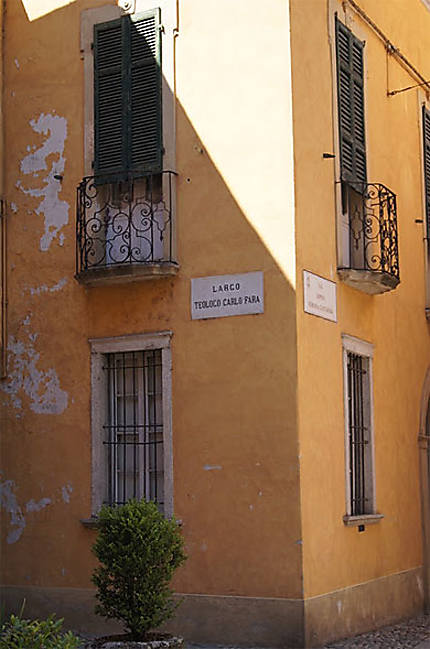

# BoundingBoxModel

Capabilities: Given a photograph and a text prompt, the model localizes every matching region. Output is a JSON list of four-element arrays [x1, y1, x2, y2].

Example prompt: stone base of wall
[[1, 567, 424, 648], [304, 567, 424, 647]]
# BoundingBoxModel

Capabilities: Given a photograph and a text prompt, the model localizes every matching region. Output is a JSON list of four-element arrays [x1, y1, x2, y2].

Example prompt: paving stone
[[317, 613, 430, 649], [75, 614, 430, 649]]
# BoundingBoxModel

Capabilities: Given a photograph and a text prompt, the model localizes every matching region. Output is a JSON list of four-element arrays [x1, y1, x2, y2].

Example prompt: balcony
[[338, 182, 400, 295], [75, 171, 178, 286]]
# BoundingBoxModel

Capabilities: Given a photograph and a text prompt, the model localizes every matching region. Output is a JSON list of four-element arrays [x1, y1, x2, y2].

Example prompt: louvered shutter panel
[[94, 18, 126, 178], [129, 10, 162, 174], [336, 17, 367, 185], [423, 107, 430, 237], [94, 10, 162, 180]]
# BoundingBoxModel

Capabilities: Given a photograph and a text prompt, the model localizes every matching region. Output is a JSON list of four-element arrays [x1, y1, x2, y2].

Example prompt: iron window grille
[[346, 350, 372, 516], [103, 349, 164, 510], [423, 106, 430, 239], [76, 170, 176, 275], [339, 181, 399, 280]]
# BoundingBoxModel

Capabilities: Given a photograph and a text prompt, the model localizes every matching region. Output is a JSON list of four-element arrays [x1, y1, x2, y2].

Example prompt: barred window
[[346, 352, 371, 515], [342, 335, 375, 518], [103, 349, 164, 509]]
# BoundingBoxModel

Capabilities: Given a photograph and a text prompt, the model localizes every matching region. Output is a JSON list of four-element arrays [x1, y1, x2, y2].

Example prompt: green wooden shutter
[[94, 18, 126, 178], [423, 107, 430, 237], [335, 16, 367, 185], [129, 10, 162, 174], [94, 10, 162, 180]]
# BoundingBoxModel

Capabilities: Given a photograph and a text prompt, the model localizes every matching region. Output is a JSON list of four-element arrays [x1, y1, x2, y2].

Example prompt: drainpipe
[[0, 0, 6, 378]]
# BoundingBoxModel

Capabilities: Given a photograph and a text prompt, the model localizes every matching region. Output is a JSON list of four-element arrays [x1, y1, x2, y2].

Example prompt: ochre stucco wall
[[3, 0, 428, 644], [291, 0, 430, 600], [0, 0, 300, 605]]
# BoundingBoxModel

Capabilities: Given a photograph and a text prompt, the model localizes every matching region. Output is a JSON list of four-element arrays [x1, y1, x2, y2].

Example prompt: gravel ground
[[316, 614, 430, 648], [74, 614, 430, 649]]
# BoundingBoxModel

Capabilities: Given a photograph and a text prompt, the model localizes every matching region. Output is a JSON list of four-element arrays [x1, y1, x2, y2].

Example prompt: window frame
[[89, 331, 173, 518], [342, 334, 381, 525]]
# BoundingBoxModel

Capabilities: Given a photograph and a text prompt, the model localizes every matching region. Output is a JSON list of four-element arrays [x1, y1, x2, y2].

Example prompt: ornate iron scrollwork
[[76, 171, 176, 275], [344, 181, 399, 280]]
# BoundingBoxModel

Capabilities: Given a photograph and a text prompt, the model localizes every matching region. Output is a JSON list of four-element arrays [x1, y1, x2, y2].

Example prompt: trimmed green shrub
[[92, 499, 186, 640], [0, 613, 80, 649]]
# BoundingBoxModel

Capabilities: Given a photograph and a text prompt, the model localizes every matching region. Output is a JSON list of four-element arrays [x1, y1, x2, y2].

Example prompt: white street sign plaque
[[303, 270, 337, 322], [191, 272, 264, 320]]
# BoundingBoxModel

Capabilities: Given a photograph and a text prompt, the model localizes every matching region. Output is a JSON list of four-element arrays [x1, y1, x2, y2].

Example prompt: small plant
[[92, 499, 186, 641], [0, 612, 80, 649]]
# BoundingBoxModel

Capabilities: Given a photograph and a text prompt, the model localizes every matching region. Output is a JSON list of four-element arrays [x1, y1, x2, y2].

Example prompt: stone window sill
[[75, 261, 179, 287], [343, 513, 384, 527], [338, 269, 399, 295], [80, 517, 99, 530]]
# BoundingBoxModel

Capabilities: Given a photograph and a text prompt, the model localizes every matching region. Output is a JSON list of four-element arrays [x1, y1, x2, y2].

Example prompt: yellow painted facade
[[1, 0, 430, 647], [292, 0, 430, 601]]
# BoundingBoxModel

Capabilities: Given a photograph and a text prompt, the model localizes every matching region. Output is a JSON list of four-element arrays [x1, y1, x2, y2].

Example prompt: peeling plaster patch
[[51, 277, 67, 292], [249, 504, 254, 511], [26, 497, 51, 512], [28, 277, 67, 296], [14, 58, 20, 69], [30, 285, 48, 296], [258, 491, 263, 497], [59, 233, 65, 246], [337, 600, 342, 614], [200, 543, 208, 552], [23, 315, 31, 326], [18, 113, 69, 251], [0, 479, 25, 544], [1, 331, 68, 415], [61, 484, 73, 503], [203, 465, 222, 471], [0, 476, 59, 544], [10, 202, 18, 213]]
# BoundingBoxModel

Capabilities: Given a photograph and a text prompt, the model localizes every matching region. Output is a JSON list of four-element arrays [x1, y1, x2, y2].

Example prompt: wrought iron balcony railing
[[76, 171, 177, 283], [338, 182, 399, 291]]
